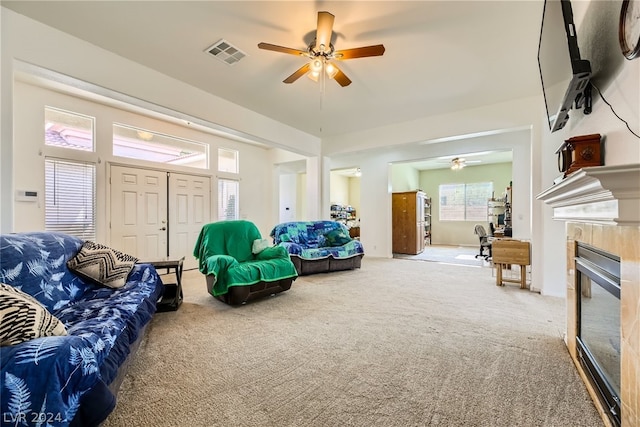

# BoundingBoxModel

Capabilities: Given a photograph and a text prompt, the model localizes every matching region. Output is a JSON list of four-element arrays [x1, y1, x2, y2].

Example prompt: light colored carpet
[[104, 258, 602, 427]]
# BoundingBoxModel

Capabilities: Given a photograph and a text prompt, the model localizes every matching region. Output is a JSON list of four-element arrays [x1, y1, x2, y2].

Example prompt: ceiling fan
[[435, 156, 482, 170], [257, 11, 385, 87], [449, 157, 481, 170]]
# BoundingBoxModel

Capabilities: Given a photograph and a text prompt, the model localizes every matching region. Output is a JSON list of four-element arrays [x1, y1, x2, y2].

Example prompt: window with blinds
[[45, 158, 96, 240], [439, 182, 493, 221], [218, 179, 239, 220]]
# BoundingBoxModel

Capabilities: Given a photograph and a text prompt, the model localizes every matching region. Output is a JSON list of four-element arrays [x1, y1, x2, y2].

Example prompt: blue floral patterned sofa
[[270, 221, 364, 275], [0, 232, 163, 427]]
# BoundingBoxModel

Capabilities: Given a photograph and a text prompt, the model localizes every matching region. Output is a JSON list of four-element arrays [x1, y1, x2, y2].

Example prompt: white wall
[[329, 173, 350, 206], [390, 163, 420, 192], [12, 81, 278, 240], [348, 177, 361, 219], [278, 174, 297, 223], [534, 0, 640, 298], [1, 9, 321, 234], [296, 173, 307, 220]]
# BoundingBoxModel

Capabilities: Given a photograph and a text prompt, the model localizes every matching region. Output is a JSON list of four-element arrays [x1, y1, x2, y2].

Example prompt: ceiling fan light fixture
[[308, 71, 320, 82], [310, 58, 323, 73], [450, 157, 466, 171], [325, 62, 338, 79]]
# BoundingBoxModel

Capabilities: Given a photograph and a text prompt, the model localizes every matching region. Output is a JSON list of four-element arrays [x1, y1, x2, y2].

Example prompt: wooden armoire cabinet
[[392, 191, 427, 255]]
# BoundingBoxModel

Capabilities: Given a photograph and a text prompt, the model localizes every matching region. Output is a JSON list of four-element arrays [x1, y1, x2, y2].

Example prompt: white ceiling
[[3, 1, 544, 140]]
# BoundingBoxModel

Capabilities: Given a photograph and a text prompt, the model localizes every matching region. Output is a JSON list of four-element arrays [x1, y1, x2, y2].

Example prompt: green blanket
[[193, 220, 298, 296]]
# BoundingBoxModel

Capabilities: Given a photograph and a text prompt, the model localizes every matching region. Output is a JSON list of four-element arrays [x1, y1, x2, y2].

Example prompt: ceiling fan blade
[[331, 64, 352, 87], [315, 11, 335, 52], [257, 42, 307, 56], [283, 63, 311, 84], [334, 44, 386, 60]]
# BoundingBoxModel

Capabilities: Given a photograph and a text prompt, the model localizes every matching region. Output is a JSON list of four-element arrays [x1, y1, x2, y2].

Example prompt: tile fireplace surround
[[538, 164, 640, 427]]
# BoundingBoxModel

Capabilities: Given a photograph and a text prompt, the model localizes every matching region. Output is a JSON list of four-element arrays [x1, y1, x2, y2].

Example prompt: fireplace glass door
[[575, 242, 620, 427]]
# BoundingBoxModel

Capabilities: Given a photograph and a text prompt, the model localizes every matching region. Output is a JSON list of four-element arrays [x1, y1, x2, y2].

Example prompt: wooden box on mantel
[[556, 133, 604, 177]]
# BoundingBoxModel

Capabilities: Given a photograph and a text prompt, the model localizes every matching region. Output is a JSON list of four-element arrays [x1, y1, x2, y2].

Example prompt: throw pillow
[[252, 238, 271, 254], [67, 241, 138, 288], [0, 283, 68, 346], [325, 229, 352, 247]]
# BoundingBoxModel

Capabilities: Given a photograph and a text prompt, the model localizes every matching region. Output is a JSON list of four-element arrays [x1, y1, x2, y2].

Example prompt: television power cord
[[591, 82, 640, 139]]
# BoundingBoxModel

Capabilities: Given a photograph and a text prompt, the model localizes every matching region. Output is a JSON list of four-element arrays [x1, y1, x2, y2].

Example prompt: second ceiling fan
[[258, 11, 385, 87]]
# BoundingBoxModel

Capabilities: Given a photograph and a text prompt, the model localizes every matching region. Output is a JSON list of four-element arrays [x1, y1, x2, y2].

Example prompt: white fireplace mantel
[[536, 164, 640, 226]]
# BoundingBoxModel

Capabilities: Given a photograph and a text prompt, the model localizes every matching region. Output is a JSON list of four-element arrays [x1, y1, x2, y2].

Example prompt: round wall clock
[[620, 0, 640, 60]]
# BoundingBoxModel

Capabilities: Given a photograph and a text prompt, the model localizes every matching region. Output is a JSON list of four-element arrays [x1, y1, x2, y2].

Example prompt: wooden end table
[[139, 257, 184, 311]]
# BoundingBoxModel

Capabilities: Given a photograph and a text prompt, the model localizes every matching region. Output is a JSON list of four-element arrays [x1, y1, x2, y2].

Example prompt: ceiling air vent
[[205, 39, 247, 65]]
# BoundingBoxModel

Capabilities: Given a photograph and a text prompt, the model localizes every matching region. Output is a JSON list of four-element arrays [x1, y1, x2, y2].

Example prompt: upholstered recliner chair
[[193, 220, 298, 305]]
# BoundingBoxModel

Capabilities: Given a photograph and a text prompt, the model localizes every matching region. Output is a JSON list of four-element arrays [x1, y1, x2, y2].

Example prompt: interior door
[[110, 166, 168, 261], [169, 172, 211, 270]]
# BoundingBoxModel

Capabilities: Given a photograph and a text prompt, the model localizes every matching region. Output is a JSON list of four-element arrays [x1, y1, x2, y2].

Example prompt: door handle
[[160, 227, 167, 231]]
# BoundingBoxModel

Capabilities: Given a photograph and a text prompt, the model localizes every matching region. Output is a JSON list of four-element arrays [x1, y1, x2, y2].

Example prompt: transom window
[[113, 124, 208, 169], [218, 148, 239, 173], [44, 107, 95, 152], [439, 182, 493, 221]]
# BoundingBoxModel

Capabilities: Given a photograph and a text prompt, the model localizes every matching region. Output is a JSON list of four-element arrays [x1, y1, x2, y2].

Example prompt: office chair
[[474, 224, 492, 261]]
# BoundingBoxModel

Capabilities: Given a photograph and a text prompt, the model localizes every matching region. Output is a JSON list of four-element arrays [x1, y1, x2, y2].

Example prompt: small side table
[[492, 239, 531, 289], [139, 257, 184, 312]]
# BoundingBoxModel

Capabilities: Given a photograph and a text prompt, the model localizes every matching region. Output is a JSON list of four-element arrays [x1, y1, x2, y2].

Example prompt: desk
[[139, 257, 184, 311], [492, 239, 530, 289]]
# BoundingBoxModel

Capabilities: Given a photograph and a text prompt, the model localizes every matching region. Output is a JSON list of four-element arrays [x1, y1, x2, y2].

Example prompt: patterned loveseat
[[270, 221, 364, 275], [0, 232, 163, 427]]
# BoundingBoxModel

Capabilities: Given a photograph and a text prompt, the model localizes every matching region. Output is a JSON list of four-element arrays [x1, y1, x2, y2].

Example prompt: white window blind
[[218, 179, 239, 220], [45, 158, 96, 240], [439, 182, 493, 221]]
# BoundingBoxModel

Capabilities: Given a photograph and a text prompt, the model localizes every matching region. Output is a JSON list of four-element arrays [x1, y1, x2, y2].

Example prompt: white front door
[[110, 165, 212, 268], [110, 165, 168, 261], [169, 172, 211, 270]]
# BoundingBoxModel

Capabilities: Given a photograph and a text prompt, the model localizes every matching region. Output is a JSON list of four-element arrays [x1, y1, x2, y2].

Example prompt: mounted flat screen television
[[537, 0, 591, 133]]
